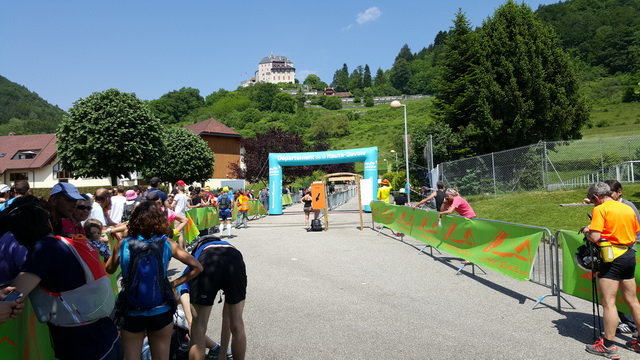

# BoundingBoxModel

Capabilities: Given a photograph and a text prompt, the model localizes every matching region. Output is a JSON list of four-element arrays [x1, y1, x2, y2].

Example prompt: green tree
[[374, 68, 386, 86], [348, 66, 364, 91], [271, 92, 297, 114], [142, 127, 215, 184], [57, 89, 163, 185], [475, 1, 588, 152], [390, 58, 411, 94], [205, 88, 230, 106], [303, 74, 325, 90], [244, 83, 280, 111], [321, 96, 342, 110], [148, 87, 204, 124], [363, 65, 372, 88], [395, 44, 414, 63], [436, 2, 588, 155], [332, 64, 350, 92], [434, 10, 480, 132]]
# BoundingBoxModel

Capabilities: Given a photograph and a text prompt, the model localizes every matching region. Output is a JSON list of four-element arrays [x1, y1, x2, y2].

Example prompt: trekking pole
[[589, 241, 602, 341]]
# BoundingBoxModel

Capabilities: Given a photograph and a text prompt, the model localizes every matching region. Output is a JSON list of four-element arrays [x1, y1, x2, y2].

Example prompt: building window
[[11, 149, 40, 160], [53, 162, 73, 180], [9, 173, 28, 181]]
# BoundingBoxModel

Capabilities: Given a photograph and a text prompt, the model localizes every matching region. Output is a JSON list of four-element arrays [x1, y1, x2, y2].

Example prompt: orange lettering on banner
[[444, 225, 476, 247], [490, 238, 532, 262], [397, 210, 414, 233], [483, 230, 509, 253], [381, 209, 395, 222], [0, 337, 17, 347], [579, 271, 594, 280], [443, 223, 458, 240], [416, 217, 440, 235]]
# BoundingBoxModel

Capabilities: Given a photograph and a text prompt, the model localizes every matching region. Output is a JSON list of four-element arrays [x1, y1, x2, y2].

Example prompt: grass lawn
[[466, 184, 640, 232]]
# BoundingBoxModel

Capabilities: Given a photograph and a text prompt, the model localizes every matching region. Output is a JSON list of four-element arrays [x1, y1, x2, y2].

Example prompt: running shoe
[[586, 337, 620, 359], [626, 339, 640, 353], [205, 346, 233, 360]]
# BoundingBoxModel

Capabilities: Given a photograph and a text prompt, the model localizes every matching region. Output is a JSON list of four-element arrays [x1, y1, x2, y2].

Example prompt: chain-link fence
[[435, 135, 640, 196]]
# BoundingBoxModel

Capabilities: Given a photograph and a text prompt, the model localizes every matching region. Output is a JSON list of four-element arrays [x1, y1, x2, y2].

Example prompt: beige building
[[254, 54, 296, 84], [0, 133, 114, 189]]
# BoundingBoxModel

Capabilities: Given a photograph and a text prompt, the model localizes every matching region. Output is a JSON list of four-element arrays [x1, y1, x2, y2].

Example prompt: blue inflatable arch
[[268, 147, 378, 214]]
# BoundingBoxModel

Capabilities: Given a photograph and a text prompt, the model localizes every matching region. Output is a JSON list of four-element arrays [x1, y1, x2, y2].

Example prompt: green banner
[[0, 300, 55, 360], [559, 230, 640, 313], [248, 199, 267, 217], [282, 194, 293, 206], [370, 201, 544, 281], [186, 207, 219, 230]]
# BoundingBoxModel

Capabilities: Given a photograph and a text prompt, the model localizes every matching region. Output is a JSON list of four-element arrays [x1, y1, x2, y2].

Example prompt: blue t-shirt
[[0, 232, 27, 284], [0, 196, 16, 211], [120, 234, 173, 316]]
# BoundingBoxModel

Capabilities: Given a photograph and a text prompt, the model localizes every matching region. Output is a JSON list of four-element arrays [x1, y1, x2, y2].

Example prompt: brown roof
[[0, 133, 58, 174], [184, 118, 241, 138]]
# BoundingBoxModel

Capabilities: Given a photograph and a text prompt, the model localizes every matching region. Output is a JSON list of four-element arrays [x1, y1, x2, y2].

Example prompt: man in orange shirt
[[583, 182, 640, 358], [235, 190, 250, 229]]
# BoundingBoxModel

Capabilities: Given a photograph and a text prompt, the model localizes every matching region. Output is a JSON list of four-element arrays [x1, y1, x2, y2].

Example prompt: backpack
[[218, 194, 230, 210], [310, 218, 323, 232], [121, 201, 136, 223], [120, 236, 174, 310]]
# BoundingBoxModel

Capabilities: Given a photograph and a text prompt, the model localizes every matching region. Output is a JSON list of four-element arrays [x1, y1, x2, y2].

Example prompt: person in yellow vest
[[377, 179, 392, 204], [235, 190, 250, 229]]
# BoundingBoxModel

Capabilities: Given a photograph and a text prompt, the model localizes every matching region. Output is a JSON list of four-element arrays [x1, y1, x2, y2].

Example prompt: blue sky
[[0, 0, 558, 111]]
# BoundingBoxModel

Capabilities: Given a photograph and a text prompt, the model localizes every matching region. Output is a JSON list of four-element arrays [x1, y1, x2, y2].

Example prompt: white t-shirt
[[174, 192, 188, 216], [89, 202, 107, 227], [109, 195, 126, 224]]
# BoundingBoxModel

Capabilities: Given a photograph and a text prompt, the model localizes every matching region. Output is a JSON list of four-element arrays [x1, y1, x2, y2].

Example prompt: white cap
[[0, 184, 10, 194]]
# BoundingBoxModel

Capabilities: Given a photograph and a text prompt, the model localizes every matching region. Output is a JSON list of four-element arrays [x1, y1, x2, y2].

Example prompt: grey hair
[[587, 182, 611, 199]]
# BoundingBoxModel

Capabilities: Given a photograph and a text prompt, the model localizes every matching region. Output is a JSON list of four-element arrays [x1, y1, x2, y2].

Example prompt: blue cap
[[50, 183, 84, 200]]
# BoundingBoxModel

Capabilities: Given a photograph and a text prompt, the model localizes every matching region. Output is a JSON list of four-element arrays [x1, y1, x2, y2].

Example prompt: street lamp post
[[390, 100, 410, 203], [389, 149, 398, 172]]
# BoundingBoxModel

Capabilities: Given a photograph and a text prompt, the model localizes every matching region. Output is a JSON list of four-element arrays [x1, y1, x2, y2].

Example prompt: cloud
[[356, 7, 382, 25], [341, 24, 353, 32]]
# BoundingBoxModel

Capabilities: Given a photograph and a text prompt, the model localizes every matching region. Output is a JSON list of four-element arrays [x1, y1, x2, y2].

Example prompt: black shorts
[[219, 210, 232, 221], [599, 248, 636, 280], [122, 309, 174, 333], [190, 246, 247, 306]]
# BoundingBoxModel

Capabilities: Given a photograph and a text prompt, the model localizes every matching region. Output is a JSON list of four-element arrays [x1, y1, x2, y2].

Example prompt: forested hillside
[[0, 76, 66, 135]]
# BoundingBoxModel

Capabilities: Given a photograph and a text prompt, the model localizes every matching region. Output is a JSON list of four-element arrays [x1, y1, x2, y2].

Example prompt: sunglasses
[[76, 205, 91, 211]]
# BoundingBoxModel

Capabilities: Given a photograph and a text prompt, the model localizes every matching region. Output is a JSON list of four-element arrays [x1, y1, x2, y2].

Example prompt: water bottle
[[599, 239, 614, 263], [438, 218, 442, 227]]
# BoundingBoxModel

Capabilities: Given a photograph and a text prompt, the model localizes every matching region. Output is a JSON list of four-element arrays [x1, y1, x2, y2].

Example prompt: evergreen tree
[[374, 68, 386, 86], [434, 10, 480, 132], [363, 65, 372, 88], [435, 2, 589, 156], [390, 58, 411, 94], [395, 44, 414, 62], [348, 66, 364, 91], [332, 64, 350, 92]]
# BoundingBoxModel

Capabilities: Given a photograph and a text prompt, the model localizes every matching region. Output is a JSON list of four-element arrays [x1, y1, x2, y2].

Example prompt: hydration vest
[[29, 235, 115, 327]]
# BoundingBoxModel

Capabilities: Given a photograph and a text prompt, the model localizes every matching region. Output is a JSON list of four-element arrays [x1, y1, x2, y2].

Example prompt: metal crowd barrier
[[327, 186, 358, 210]]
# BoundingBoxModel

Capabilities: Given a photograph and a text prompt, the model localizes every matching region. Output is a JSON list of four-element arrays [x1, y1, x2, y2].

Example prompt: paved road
[[170, 199, 630, 360]]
